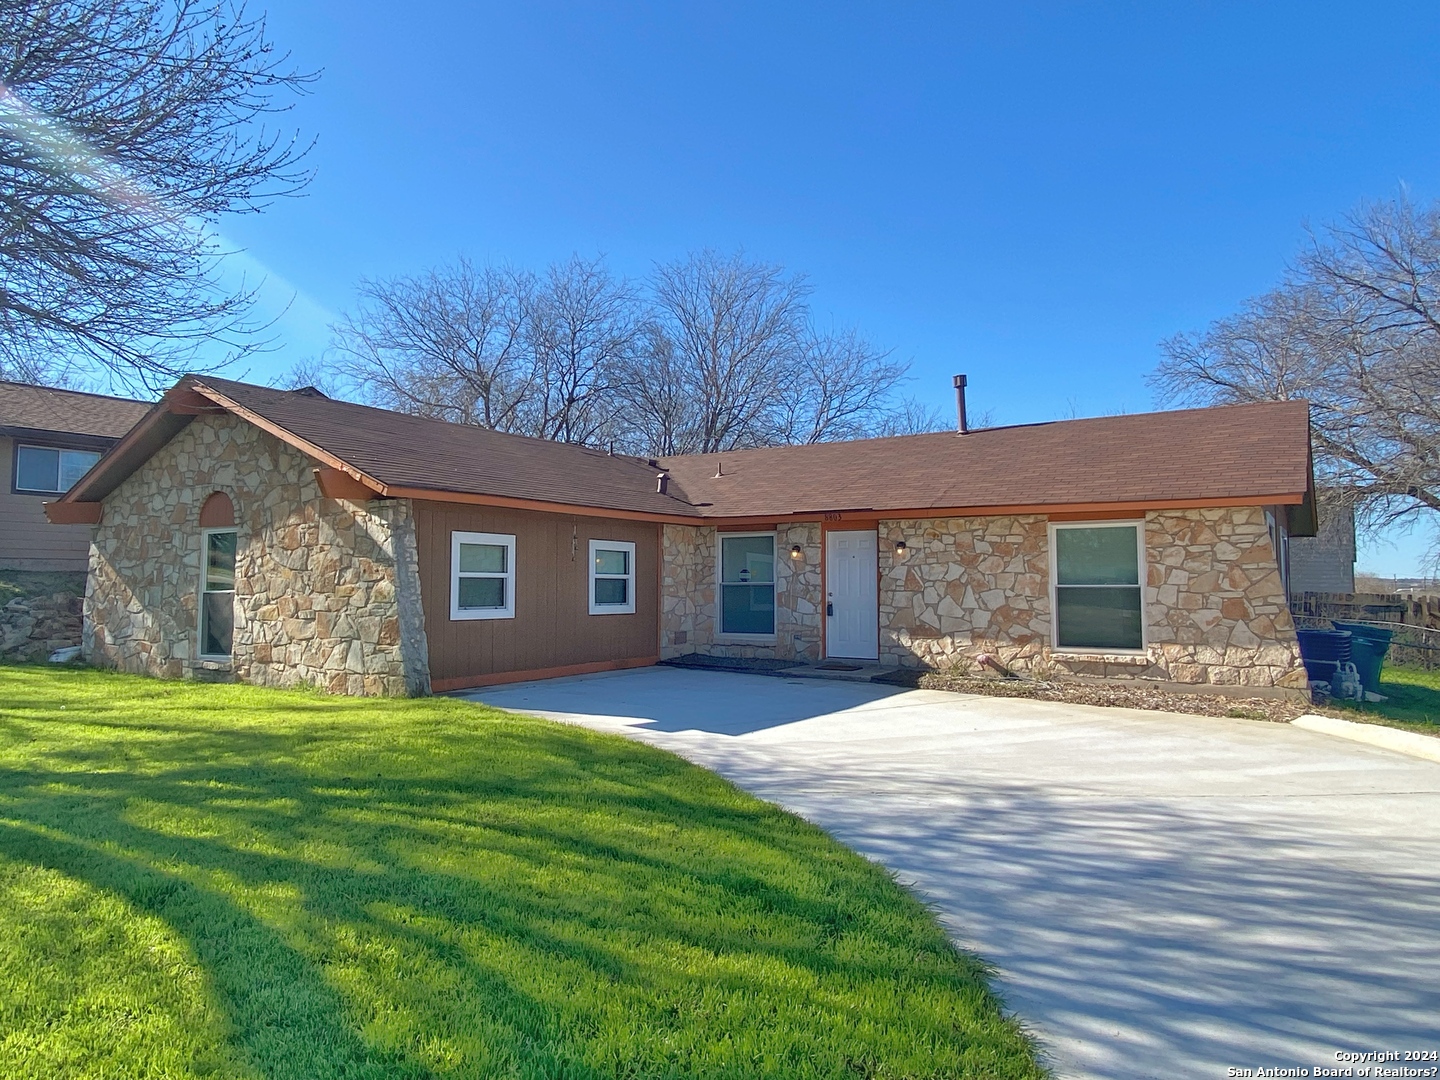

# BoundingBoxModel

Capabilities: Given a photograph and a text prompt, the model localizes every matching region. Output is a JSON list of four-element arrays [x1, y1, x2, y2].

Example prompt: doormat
[[816, 662, 863, 671]]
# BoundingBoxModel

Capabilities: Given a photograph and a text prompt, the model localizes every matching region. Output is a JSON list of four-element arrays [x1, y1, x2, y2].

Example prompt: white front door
[[825, 530, 878, 660]]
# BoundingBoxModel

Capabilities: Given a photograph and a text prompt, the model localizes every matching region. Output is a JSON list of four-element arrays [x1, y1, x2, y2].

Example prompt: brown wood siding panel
[[0, 437, 93, 570], [414, 500, 659, 684]]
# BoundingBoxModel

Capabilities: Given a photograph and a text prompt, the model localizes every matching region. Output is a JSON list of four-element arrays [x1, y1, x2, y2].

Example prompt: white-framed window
[[1049, 521, 1145, 652], [13, 444, 101, 495], [718, 531, 776, 638], [450, 531, 516, 620], [589, 539, 636, 615], [199, 527, 238, 658]]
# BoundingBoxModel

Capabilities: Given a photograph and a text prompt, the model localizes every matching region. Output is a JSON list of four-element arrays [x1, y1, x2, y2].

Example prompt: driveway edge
[[1292, 714, 1440, 765]]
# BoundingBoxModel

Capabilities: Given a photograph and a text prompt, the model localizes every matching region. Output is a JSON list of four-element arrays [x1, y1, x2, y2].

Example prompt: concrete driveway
[[464, 667, 1440, 1079]]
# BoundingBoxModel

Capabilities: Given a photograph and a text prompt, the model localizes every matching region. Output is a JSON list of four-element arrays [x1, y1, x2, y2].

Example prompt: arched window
[[199, 492, 237, 657]]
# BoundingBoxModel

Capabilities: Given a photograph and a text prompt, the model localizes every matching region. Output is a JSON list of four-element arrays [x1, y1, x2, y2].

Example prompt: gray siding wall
[[1288, 504, 1356, 595]]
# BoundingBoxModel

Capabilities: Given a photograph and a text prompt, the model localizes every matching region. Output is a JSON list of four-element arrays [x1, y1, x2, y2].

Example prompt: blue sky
[[222, 2, 1440, 574]]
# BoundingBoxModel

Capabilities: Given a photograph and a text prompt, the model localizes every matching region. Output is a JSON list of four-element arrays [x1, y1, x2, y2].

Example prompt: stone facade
[[877, 507, 1305, 689], [76, 410, 1304, 695], [879, 515, 1052, 669], [660, 523, 822, 663], [663, 507, 1303, 689], [1136, 507, 1304, 688], [85, 414, 430, 696]]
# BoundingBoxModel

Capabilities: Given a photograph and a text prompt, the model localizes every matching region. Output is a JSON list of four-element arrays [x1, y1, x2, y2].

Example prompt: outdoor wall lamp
[[893, 540, 908, 555], [789, 544, 804, 558]]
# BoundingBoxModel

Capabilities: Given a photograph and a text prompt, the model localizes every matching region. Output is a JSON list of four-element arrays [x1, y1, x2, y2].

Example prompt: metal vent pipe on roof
[[953, 374, 969, 434]]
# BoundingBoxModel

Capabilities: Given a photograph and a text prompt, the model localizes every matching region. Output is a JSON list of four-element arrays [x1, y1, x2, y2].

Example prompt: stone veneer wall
[[86, 414, 430, 696], [878, 506, 1305, 688], [879, 515, 1052, 670], [660, 523, 822, 663]]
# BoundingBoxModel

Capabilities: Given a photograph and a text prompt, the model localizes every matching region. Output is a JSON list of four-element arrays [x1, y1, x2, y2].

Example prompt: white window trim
[[198, 526, 238, 660], [13, 443, 102, 496], [1047, 520, 1147, 655], [450, 531, 516, 621], [588, 539, 637, 615], [716, 530, 778, 642]]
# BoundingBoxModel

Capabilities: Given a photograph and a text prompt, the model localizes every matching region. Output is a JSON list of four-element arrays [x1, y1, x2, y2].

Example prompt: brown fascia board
[[44, 500, 102, 524], [313, 467, 380, 501], [385, 485, 703, 523]]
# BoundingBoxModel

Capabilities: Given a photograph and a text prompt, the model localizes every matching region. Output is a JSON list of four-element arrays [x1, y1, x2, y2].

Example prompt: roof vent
[[953, 374, 969, 435], [656, 472, 669, 495], [713, 459, 723, 478]]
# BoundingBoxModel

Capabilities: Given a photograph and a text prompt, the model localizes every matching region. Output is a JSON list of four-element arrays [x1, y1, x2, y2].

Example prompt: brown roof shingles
[[0, 381, 151, 439], [67, 375, 1313, 521], [194, 378, 700, 517], [658, 400, 1313, 517]]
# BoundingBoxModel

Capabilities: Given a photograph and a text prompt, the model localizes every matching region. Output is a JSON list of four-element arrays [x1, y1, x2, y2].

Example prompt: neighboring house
[[47, 375, 1317, 696], [1287, 502, 1356, 595], [0, 381, 150, 571]]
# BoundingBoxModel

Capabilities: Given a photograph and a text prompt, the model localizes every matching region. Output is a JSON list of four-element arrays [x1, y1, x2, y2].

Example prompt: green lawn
[[0, 665, 1042, 1080], [1330, 663, 1440, 736]]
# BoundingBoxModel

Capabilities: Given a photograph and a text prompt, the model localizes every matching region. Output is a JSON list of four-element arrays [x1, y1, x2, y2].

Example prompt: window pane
[[721, 535, 774, 584], [59, 449, 101, 490], [459, 543, 506, 574], [15, 446, 60, 492], [594, 547, 629, 576], [1056, 586, 1143, 650], [1056, 526, 1139, 585], [458, 576, 506, 609], [594, 578, 628, 606], [201, 590, 234, 656], [206, 531, 237, 591], [721, 583, 775, 635]]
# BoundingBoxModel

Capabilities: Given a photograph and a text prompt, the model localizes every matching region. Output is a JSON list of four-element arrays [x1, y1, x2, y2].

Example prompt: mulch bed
[[873, 668, 1311, 723]]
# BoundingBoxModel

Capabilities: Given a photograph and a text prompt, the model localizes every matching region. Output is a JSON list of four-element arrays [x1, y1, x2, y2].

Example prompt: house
[[1, 381, 151, 571], [46, 375, 1317, 696], [1287, 502, 1356, 595]]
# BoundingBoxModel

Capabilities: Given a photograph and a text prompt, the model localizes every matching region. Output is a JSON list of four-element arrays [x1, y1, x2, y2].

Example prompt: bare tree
[[336, 249, 931, 456], [334, 255, 642, 444], [875, 397, 956, 436], [772, 326, 911, 444], [640, 250, 810, 453], [269, 354, 342, 396], [625, 251, 917, 453], [333, 259, 535, 429], [519, 255, 639, 444], [1152, 196, 1440, 554], [610, 324, 693, 456], [0, 0, 314, 390]]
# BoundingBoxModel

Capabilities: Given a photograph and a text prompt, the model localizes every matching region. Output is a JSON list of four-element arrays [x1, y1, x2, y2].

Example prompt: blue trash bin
[[1295, 628, 1353, 686], [1330, 621, 1393, 696]]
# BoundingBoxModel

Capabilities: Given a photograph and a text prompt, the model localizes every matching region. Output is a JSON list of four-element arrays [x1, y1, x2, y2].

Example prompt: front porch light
[[789, 544, 804, 558]]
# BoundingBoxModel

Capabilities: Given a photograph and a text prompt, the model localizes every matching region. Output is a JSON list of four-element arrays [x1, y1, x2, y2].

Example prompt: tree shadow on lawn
[[0, 694, 1036, 1079]]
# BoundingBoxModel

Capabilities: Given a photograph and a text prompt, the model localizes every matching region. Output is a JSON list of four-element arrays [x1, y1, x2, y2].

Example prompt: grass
[[1330, 663, 1440, 736], [0, 664, 1042, 1080]]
